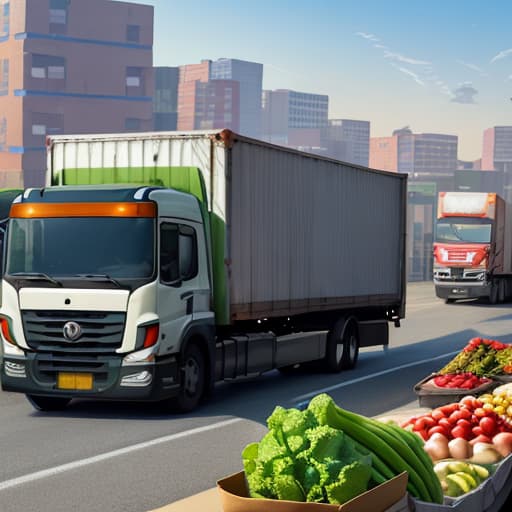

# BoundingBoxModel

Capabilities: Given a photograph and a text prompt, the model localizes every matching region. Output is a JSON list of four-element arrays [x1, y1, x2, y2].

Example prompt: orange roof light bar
[[10, 202, 156, 219]]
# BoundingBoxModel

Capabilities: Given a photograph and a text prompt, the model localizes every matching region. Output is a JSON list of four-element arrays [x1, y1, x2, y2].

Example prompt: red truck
[[433, 191, 512, 304]]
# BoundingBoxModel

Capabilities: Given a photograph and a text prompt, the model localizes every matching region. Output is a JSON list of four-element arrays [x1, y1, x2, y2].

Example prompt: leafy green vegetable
[[242, 403, 372, 504]]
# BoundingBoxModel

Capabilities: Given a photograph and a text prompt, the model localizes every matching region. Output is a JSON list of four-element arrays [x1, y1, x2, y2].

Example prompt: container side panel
[[229, 142, 404, 319]]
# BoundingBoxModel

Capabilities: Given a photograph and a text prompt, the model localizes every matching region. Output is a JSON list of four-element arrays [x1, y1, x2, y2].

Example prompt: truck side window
[[160, 223, 198, 284], [179, 225, 198, 280], [160, 223, 180, 284]]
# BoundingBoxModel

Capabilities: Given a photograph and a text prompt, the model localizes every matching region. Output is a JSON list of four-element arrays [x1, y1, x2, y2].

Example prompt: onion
[[448, 438, 472, 460], [424, 433, 450, 461], [469, 442, 502, 464], [492, 432, 512, 457]]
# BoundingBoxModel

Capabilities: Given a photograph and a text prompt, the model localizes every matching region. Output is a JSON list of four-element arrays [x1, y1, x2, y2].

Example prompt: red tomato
[[472, 426, 483, 436], [440, 403, 460, 415], [423, 416, 436, 428], [432, 410, 446, 421], [469, 434, 492, 445], [456, 419, 472, 430], [480, 417, 497, 436], [451, 425, 471, 440], [458, 408, 472, 420], [438, 418, 452, 430], [428, 426, 449, 438], [474, 408, 488, 418], [449, 410, 463, 423]]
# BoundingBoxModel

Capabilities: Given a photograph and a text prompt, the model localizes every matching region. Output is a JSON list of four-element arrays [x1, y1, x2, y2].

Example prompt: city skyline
[[128, 0, 512, 161]]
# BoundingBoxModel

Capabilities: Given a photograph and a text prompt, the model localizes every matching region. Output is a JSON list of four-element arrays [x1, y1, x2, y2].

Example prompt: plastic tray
[[414, 373, 498, 408]]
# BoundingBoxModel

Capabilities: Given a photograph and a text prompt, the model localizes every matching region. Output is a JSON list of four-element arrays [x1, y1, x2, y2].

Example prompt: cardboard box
[[148, 488, 222, 512], [217, 471, 409, 512]]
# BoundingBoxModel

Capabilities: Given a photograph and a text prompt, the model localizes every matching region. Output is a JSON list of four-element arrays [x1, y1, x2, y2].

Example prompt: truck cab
[[0, 185, 215, 411], [433, 192, 507, 303]]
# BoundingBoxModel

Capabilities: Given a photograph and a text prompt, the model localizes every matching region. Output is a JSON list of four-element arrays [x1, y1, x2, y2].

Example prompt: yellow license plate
[[58, 373, 93, 390]]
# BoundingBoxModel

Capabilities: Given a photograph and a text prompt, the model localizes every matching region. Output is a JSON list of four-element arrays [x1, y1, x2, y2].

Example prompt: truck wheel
[[324, 318, 359, 372], [170, 343, 205, 413], [26, 395, 71, 411], [490, 283, 500, 305]]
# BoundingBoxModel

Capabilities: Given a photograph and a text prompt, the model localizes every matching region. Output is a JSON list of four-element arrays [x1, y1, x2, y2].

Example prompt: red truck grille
[[446, 250, 468, 262]]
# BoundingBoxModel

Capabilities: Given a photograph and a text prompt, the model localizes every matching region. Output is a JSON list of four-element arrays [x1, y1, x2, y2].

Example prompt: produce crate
[[412, 454, 512, 512], [491, 374, 512, 384], [414, 374, 497, 408], [216, 471, 409, 512]]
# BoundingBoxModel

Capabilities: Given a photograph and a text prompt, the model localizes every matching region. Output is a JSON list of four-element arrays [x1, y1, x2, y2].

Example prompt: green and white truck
[[0, 130, 407, 412]]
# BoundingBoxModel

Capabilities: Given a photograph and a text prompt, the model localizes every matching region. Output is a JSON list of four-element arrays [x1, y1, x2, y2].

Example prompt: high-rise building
[[176, 60, 240, 132], [176, 58, 262, 136], [321, 119, 370, 166], [370, 128, 458, 177], [482, 126, 512, 172], [262, 89, 328, 148], [194, 79, 240, 132], [482, 126, 512, 201], [0, 0, 154, 187], [177, 60, 210, 131], [153, 67, 178, 131], [210, 58, 262, 138]]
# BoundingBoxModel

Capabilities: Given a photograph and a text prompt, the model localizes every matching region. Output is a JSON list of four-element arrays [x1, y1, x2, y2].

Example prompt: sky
[[127, 0, 512, 161]]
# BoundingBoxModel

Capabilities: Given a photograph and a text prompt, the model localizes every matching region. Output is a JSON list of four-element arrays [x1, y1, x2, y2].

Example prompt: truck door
[[157, 220, 200, 355]]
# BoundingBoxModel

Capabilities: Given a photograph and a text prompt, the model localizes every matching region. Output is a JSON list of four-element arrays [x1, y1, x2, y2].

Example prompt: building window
[[31, 113, 64, 143], [125, 118, 141, 131], [1, 2, 9, 37], [31, 54, 66, 80], [0, 117, 6, 152], [0, 59, 8, 95], [126, 67, 144, 95], [49, 0, 67, 23], [49, 0, 68, 34], [126, 24, 140, 43]]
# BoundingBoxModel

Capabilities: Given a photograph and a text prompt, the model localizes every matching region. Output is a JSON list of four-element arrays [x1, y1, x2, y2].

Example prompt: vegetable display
[[432, 372, 491, 390], [242, 393, 444, 505], [439, 338, 512, 377], [401, 396, 512, 443]]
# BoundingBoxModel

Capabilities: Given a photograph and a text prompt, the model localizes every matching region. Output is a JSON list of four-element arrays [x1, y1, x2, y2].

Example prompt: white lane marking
[[0, 417, 242, 492], [293, 351, 460, 403]]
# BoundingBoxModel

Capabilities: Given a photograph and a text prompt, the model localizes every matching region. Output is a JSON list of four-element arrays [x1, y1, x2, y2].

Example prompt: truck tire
[[490, 283, 500, 305], [324, 318, 359, 372], [169, 343, 205, 413], [26, 395, 71, 411]]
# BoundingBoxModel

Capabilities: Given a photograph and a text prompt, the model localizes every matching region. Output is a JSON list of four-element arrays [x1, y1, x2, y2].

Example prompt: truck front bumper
[[434, 281, 491, 300], [1, 352, 180, 401]]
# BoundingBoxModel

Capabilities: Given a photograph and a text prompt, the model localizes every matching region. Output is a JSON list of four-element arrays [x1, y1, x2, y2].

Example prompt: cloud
[[451, 83, 478, 103], [393, 65, 426, 86], [373, 43, 388, 49], [383, 51, 431, 66], [490, 48, 512, 63], [457, 60, 487, 76], [355, 32, 380, 42]]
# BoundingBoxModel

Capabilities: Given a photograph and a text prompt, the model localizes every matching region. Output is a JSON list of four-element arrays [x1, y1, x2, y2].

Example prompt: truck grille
[[446, 250, 468, 262], [22, 310, 126, 354]]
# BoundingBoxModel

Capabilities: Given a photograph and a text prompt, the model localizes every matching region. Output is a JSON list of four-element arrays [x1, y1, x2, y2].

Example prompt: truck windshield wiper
[[74, 274, 123, 288], [10, 272, 62, 287]]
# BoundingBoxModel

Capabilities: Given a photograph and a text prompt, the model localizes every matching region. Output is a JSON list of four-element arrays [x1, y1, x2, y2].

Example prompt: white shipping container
[[47, 130, 407, 324]]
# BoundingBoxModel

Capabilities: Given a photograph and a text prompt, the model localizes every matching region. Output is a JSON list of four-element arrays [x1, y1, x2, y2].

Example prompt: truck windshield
[[436, 217, 492, 244], [5, 217, 155, 280]]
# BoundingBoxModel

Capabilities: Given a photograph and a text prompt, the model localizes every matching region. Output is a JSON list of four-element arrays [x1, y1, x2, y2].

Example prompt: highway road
[[1, 281, 512, 511]]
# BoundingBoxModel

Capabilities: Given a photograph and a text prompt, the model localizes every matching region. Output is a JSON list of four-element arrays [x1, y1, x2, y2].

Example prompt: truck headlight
[[0, 316, 24, 356], [122, 345, 157, 366]]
